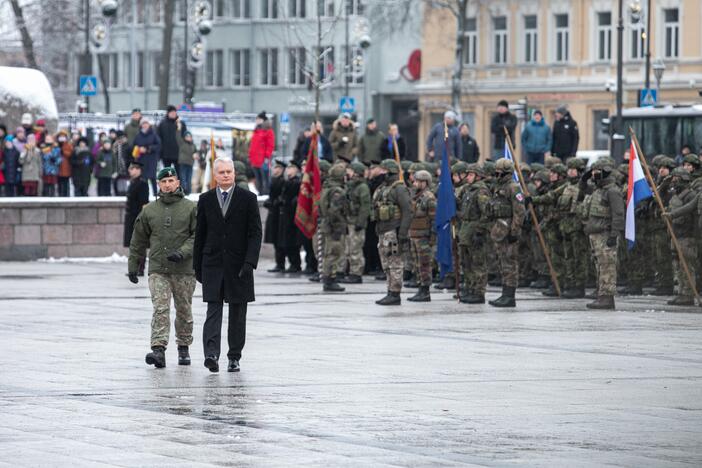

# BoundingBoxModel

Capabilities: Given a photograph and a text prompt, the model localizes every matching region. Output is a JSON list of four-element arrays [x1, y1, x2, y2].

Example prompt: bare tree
[[8, 0, 39, 69], [158, 0, 176, 109]]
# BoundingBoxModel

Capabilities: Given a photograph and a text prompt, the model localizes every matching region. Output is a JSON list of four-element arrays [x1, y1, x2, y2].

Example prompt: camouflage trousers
[[403, 241, 416, 275], [322, 232, 346, 277], [518, 227, 534, 281], [544, 224, 565, 283], [410, 237, 433, 287], [378, 230, 403, 293], [345, 227, 366, 276], [148, 273, 196, 348], [652, 228, 674, 288], [672, 237, 697, 299], [496, 239, 520, 288], [589, 233, 618, 296], [459, 237, 488, 295], [530, 230, 547, 276], [562, 230, 588, 289]]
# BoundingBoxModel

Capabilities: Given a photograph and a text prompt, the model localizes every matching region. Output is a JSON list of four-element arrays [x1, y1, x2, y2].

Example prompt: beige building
[[417, 0, 702, 160]]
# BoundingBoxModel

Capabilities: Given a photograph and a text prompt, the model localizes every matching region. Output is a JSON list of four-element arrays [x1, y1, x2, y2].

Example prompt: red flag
[[294, 135, 322, 239]]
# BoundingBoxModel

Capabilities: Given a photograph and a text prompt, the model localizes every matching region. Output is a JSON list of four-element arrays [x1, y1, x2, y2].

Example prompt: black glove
[[581, 169, 592, 182], [127, 273, 139, 284], [195, 270, 202, 283], [606, 236, 618, 247], [506, 233, 520, 243], [239, 262, 254, 278], [524, 196, 533, 208], [167, 251, 184, 263], [355, 225, 364, 232]]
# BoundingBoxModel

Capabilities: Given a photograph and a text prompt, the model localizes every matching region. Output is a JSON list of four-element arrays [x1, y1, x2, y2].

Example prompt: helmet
[[401, 160, 412, 171], [566, 158, 586, 171], [530, 162, 545, 172], [425, 161, 438, 174], [466, 163, 484, 177], [233, 160, 246, 174], [350, 162, 366, 175], [671, 167, 691, 181], [319, 159, 332, 174], [534, 170, 550, 184], [414, 170, 432, 183], [550, 163, 567, 177], [591, 159, 614, 172], [482, 160, 496, 176], [520, 163, 532, 173], [651, 154, 667, 167], [495, 158, 515, 173], [408, 162, 424, 173], [683, 154, 701, 167], [598, 155, 616, 167], [380, 159, 400, 174], [451, 161, 469, 174], [544, 155, 562, 168], [659, 156, 677, 169], [329, 163, 347, 180]]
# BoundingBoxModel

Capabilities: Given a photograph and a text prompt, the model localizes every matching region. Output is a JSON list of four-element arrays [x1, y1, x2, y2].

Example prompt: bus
[[623, 104, 702, 158]]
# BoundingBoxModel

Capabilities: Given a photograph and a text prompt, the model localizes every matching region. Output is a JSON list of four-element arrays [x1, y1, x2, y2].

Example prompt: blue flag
[[434, 139, 456, 278]]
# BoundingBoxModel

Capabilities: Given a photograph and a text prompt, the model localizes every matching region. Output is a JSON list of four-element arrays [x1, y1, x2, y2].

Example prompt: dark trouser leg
[[203, 301, 224, 358], [274, 246, 286, 268], [302, 237, 317, 271], [58, 177, 69, 196], [287, 245, 301, 269], [227, 302, 247, 360]]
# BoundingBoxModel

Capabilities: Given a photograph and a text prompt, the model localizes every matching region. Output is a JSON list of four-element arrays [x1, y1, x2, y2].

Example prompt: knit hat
[[498, 100, 509, 108], [166, 104, 177, 113], [556, 105, 568, 115], [257, 111, 268, 121]]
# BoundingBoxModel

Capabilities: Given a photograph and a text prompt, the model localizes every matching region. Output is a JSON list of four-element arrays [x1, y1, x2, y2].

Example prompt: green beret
[[157, 166, 178, 180]]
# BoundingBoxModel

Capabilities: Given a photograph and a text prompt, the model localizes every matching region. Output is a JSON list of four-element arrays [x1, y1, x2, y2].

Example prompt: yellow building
[[417, 0, 702, 160]]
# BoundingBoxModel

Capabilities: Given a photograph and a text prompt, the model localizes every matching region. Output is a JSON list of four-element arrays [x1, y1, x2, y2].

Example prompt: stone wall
[[0, 197, 271, 261]]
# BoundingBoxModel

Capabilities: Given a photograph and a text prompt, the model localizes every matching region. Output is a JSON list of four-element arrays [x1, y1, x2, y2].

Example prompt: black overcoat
[[263, 175, 284, 245], [194, 186, 262, 303], [123, 177, 150, 247]]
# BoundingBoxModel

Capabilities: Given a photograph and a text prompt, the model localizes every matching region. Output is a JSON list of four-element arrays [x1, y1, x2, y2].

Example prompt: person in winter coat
[[175, 122, 196, 195], [357, 118, 385, 164], [329, 113, 358, 163], [40, 134, 62, 196], [426, 111, 461, 161], [301, 121, 333, 162], [490, 100, 518, 158], [124, 108, 142, 148], [521, 110, 553, 165], [71, 137, 94, 196], [458, 123, 480, 163], [293, 129, 312, 164], [2, 138, 20, 196], [157, 105, 186, 169], [19, 134, 43, 196], [248, 111, 275, 194], [380, 123, 408, 161], [112, 131, 131, 195], [264, 159, 286, 271], [277, 161, 303, 273], [56, 130, 73, 196], [96, 139, 117, 196], [132, 120, 162, 196], [551, 106, 580, 160], [0, 136, 5, 193]]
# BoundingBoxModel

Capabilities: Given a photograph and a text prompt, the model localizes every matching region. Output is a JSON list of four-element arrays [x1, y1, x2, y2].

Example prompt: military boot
[[618, 285, 643, 295], [404, 277, 420, 288], [542, 283, 560, 297], [408, 286, 431, 302], [585, 289, 599, 299], [460, 291, 485, 304], [376, 291, 401, 305], [434, 274, 455, 290], [323, 276, 345, 292], [667, 295, 695, 306], [561, 286, 586, 299], [652, 285, 674, 296], [586, 295, 615, 310], [177, 346, 191, 366], [145, 346, 166, 368], [374, 272, 387, 281], [489, 286, 516, 308], [488, 274, 502, 287], [403, 270, 412, 281], [529, 275, 550, 289], [308, 272, 321, 282], [340, 274, 362, 284]]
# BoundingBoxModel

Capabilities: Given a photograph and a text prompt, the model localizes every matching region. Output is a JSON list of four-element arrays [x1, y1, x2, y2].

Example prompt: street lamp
[[82, 0, 118, 112], [653, 60, 666, 95], [359, 34, 371, 125], [612, 0, 625, 160], [628, 0, 652, 91], [183, 0, 213, 104]]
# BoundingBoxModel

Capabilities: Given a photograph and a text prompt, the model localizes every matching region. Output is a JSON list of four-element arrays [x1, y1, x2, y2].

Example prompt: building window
[[172, 50, 185, 90], [524, 15, 537, 63], [136, 0, 147, 23], [663, 8, 679, 58], [150, 0, 162, 23], [231, 0, 251, 18], [136, 52, 144, 88], [462, 17, 477, 66], [205, 49, 224, 87], [554, 13, 569, 63], [121, 0, 133, 24], [99, 53, 120, 89], [317, 45, 335, 81], [317, 0, 335, 17], [151, 52, 162, 88], [596, 12, 612, 61], [287, 47, 307, 86], [592, 110, 610, 150], [288, 0, 306, 18], [231, 49, 251, 87], [630, 22, 645, 60], [259, 48, 279, 86], [344, 45, 364, 84], [348, 0, 364, 15], [261, 0, 278, 19], [492, 16, 507, 64]]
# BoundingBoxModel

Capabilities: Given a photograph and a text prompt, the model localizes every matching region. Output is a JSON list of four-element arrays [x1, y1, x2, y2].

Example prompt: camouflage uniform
[[529, 171, 551, 287], [408, 172, 436, 288], [373, 160, 411, 302], [233, 160, 250, 191], [456, 164, 491, 302], [344, 163, 371, 279], [558, 159, 588, 296], [667, 168, 698, 305], [488, 159, 526, 307], [582, 160, 625, 308], [312, 160, 332, 280], [649, 157, 676, 294], [148, 273, 196, 347], [319, 164, 348, 285]]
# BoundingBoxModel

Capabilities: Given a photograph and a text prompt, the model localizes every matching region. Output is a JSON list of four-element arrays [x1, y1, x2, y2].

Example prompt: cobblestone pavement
[[1, 260, 701, 467]]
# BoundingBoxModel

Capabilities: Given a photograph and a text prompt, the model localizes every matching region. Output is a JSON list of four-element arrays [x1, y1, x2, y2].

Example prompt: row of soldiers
[[275, 150, 702, 309]]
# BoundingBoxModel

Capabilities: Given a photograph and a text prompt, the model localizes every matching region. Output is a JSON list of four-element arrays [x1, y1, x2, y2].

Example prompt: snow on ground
[[38, 253, 127, 264]]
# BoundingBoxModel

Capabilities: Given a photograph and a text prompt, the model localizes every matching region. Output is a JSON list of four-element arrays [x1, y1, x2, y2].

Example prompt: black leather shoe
[[145, 346, 166, 368], [177, 346, 191, 365], [204, 355, 219, 372], [285, 266, 302, 274], [267, 265, 284, 273], [308, 272, 321, 282], [227, 359, 240, 372]]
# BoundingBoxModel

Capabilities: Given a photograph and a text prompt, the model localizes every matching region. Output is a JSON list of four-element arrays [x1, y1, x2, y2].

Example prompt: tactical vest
[[373, 180, 403, 222], [557, 182, 580, 214], [409, 190, 434, 236], [670, 187, 695, 238], [346, 180, 362, 218], [490, 182, 514, 219], [460, 184, 485, 222], [588, 185, 612, 220]]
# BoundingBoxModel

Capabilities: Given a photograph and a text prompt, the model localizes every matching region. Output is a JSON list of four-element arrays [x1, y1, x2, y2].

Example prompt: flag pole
[[629, 128, 701, 306], [503, 126, 561, 297], [209, 130, 217, 190], [445, 121, 461, 301], [392, 134, 404, 182]]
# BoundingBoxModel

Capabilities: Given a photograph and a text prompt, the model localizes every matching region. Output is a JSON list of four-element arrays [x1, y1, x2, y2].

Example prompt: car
[[575, 150, 610, 168]]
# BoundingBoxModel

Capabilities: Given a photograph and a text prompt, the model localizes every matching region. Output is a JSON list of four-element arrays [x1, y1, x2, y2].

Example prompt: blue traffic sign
[[79, 75, 98, 96], [339, 96, 356, 114], [280, 112, 290, 124], [640, 88, 657, 107]]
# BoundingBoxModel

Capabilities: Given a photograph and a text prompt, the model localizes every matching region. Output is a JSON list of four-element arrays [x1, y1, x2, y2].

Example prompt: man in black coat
[[551, 105, 580, 160], [194, 157, 262, 373], [264, 159, 286, 272], [278, 161, 302, 273], [157, 105, 186, 170], [490, 100, 517, 158], [123, 161, 150, 275]]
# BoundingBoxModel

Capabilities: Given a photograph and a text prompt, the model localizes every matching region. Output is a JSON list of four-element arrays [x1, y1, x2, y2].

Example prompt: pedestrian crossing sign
[[639, 88, 657, 107], [79, 75, 98, 96]]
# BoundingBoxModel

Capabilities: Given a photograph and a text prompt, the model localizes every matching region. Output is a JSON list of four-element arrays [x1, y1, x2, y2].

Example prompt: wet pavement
[[1, 260, 701, 467]]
